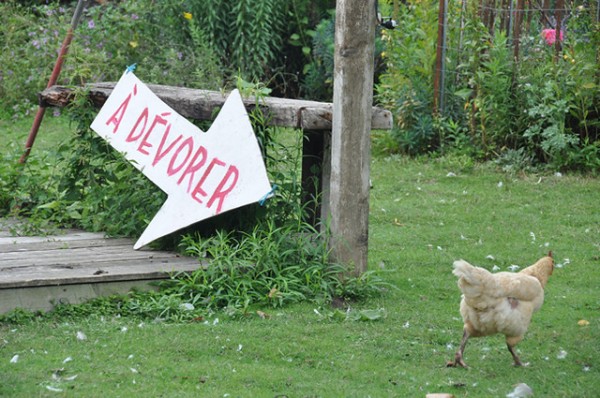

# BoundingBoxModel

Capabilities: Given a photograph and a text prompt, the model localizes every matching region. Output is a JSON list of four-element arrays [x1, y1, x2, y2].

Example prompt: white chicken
[[449, 253, 554, 367]]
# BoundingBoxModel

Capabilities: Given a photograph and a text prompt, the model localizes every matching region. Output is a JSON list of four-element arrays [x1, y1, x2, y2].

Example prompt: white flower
[[10, 354, 19, 364]]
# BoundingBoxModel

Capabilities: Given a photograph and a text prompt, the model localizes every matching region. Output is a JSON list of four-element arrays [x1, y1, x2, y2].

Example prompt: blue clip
[[125, 63, 137, 74], [258, 185, 278, 206]]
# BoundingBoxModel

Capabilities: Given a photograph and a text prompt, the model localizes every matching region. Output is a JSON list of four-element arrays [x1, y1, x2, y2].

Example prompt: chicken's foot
[[448, 330, 469, 368]]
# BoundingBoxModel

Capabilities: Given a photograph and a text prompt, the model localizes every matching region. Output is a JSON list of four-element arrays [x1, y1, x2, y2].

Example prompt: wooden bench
[[40, 83, 393, 226]]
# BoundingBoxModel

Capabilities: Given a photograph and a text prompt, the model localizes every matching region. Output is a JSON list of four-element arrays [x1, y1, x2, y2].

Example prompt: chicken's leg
[[506, 336, 527, 366], [507, 343, 525, 367], [449, 329, 469, 367]]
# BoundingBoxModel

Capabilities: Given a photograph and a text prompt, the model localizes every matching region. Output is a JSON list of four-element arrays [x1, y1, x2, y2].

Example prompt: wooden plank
[[39, 83, 392, 131], [0, 231, 106, 244], [329, 0, 376, 274], [0, 245, 191, 268], [0, 237, 133, 252], [0, 280, 161, 313], [0, 257, 203, 288], [0, 220, 203, 312]]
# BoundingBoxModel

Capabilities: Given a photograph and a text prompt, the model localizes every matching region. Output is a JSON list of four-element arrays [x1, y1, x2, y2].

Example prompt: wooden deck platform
[[0, 220, 202, 314]]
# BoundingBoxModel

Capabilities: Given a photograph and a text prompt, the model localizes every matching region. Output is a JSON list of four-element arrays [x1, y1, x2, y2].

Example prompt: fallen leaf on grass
[[45, 386, 63, 393], [10, 354, 19, 364], [578, 319, 590, 326]]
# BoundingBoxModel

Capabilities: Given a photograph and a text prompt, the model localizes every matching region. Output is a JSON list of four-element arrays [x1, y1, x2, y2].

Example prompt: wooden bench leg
[[301, 129, 331, 230]]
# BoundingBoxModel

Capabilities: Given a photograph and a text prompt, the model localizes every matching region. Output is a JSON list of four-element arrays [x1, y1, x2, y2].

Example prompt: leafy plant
[[170, 220, 388, 312], [302, 11, 335, 101], [376, 3, 438, 155]]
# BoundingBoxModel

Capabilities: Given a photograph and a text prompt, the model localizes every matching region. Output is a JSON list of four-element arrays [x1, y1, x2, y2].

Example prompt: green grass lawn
[[1, 121, 599, 396], [2, 111, 74, 155]]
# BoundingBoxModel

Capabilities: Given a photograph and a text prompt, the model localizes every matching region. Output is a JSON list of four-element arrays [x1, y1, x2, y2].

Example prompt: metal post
[[19, 0, 89, 165]]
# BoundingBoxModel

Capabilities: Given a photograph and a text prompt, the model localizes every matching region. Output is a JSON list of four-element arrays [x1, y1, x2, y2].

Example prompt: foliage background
[[0, 3, 599, 395], [377, 0, 599, 172]]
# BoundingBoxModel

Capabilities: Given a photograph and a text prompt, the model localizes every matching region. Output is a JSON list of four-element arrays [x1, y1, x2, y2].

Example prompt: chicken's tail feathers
[[452, 259, 475, 278], [452, 259, 494, 295]]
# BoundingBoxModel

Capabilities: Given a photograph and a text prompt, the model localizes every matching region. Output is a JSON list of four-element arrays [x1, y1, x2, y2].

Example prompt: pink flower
[[541, 28, 564, 45]]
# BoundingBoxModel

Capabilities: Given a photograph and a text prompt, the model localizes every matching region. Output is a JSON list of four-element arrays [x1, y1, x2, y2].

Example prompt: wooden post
[[554, 0, 564, 61], [513, 0, 525, 61], [301, 130, 325, 226], [329, 0, 376, 274], [433, 0, 448, 115]]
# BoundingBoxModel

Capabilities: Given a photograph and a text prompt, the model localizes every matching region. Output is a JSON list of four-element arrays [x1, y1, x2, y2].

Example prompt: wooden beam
[[39, 83, 392, 131], [329, 0, 376, 274]]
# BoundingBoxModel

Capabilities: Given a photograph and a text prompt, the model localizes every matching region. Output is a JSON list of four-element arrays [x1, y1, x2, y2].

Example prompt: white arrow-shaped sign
[[90, 71, 271, 249]]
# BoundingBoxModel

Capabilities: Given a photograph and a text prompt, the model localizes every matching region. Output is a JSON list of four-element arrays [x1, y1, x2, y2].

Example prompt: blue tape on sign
[[258, 185, 278, 206], [125, 63, 137, 74]]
